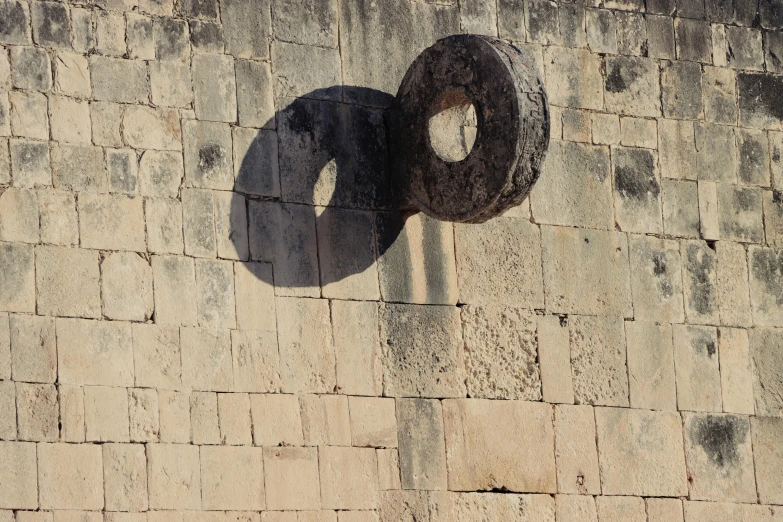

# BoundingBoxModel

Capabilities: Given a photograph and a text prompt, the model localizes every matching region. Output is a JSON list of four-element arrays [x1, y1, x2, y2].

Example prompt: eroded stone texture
[[604, 56, 660, 117], [673, 325, 722, 412], [629, 235, 684, 323], [554, 404, 600, 495], [38, 443, 103, 510], [397, 398, 447, 491], [749, 328, 783, 416], [748, 245, 783, 326], [681, 240, 720, 325], [569, 316, 629, 407], [626, 321, 677, 411], [612, 146, 662, 234], [751, 416, 783, 505]]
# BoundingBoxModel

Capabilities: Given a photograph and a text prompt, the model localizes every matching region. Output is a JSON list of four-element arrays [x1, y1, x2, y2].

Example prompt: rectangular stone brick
[[716, 242, 752, 326], [38, 443, 103, 510], [736, 128, 770, 186], [0, 441, 37, 508], [15, 382, 57, 441], [52, 147, 105, 196], [103, 443, 148, 511], [188, 19, 223, 52], [152, 255, 198, 326], [349, 396, 397, 448], [659, 119, 697, 180], [107, 148, 138, 194], [191, 391, 219, 444], [299, 394, 350, 446], [90, 56, 148, 103], [675, 18, 712, 63], [0, 1, 31, 45], [56, 318, 133, 386], [586, 9, 617, 54], [129, 387, 159, 442], [662, 60, 703, 119], [58, 385, 84, 442], [37, 251, 101, 319], [183, 121, 234, 190], [320, 446, 379, 510], [158, 390, 190, 443], [0, 381, 14, 439], [223, 0, 270, 58], [698, 180, 720, 240], [250, 393, 303, 446], [181, 189, 216, 258], [562, 109, 590, 143], [264, 447, 320, 511], [0, 243, 34, 313], [235, 60, 274, 129], [662, 179, 700, 238], [234, 262, 275, 332], [84, 385, 130, 442], [748, 245, 783, 326], [544, 47, 603, 110], [703, 66, 737, 125], [554, 404, 600, 495], [31, 1, 70, 48], [604, 57, 660, 117], [181, 327, 232, 391], [569, 315, 629, 407], [195, 259, 236, 329], [9, 91, 48, 140], [749, 327, 783, 416], [90, 102, 122, 147], [696, 123, 737, 183], [0, 188, 38, 243], [147, 444, 201, 509], [10, 139, 51, 189], [626, 321, 676, 411], [751, 416, 783, 505], [681, 240, 720, 325], [673, 324, 722, 412], [11, 46, 51, 91], [146, 198, 183, 255], [79, 193, 146, 251], [150, 61, 194, 108], [49, 95, 90, 145], [555, 495, 597, 522], [377, 448, 400, 491], [537, 315, 574, 404], [647, 15, 675, 59], [459, 0, 497, 36], [647, 498, 683, 522], [193, 53, 237, 123], [201, 446, 265, 510], [122, 106, 182, 151], [628, 235, 684, 323], [717, 183, 764, 243], [233, 127, 279, 197], [331, 300, 381, 396], [396, 398, 446, 491], [596, 497, 646, 522], [38, 190, 77, 246], [71, 7, 94, 52], [718, 327, 754, 414], [217, 392, 251, 446], [127, 13, 154, 60], [231, 330, 279, 393], [612, 146, 662, 234]]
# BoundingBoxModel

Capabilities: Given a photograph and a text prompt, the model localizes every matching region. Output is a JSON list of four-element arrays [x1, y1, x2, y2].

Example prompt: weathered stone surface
[[127, 13, 154, 59], [30, 1, 70, 48], [91, 102, 122, 147], [537, 315, 574, 404], [628, 235, 684, 322], [195, 259, 236, 329], [595, 407, 687, 496], [58, 385, 84, 443], [673, 324, 722, 412], [107, 148, 138, 194], [79, 194, 146, 251], [10, 91, 48, 140], [152, 255, 197, 326], [0, 188, 38, 243], [397, 398, 447, 491], [10, 139, 49, 188], [738, 72, 783, 131], [619, 117, 656, 149], [90, 57, 148, 103], [299, 394, 350, 446], [183, 120, 233, 190], [51, 144, 106, 193], [662, 60, 702, 119], [736, 128, 770, 186], [751, 416, 783, 504], [191, 391, 219, 445], [139, 150, 183, 198], [158, 390, 189, 443], [615, 12, 646, 56], [180, 327, 232, 391], [0, 243, 34, 313], [16, 382, 57, 441], [556, 495, 597, 522], [715, 242, 752, 326], [659, 119, 697, 180], [201, 446, 265, 510], [586, 9, 617, 54], [332, 300, 382, 396], [604, 57, 660, 117], [102, 252, 153, 322], [612, 146, 662, 233], [569, 316, 629, 407], [595, 497, 646, 522], [11, 46, 50, 91], [718, 327, 754, 415], [748, 246, 783, 326], [231, 330, 279, 394], [0, 0, 31, 45], [647, 498, 684, 522], [188, 20, 223, 52], [749, 327, 783, 416], [703, 66, 737, 125], [717, 184, 764, 243], [264, 447, 320, 510], [9, 314, 55, 383], [38, 190, 77, 246], [37, 246, 100, 318], [0, 380, 15, 438], [544, 47, 603, 110], [647, 15, 675, 59], [554, 404, 600, 495], [250, 394, 303, 446], [626, 321, 676, 411], [83, 385, 130, 442], [181, 188, 216, 258], [725, 26, 764, 71], [193, 54, 237, 123], [145, 196, 183, 253], [675, 19, 712, 63], [95, 11, 126, 57], [681, 240, 720, 325], [222, 0, 270, 58], [150, 61, 193, 108], [38, 443, 103, 509], [147, 444, 201, 509], [103, 443, 148, 511], [349, 396, 397, 448], [0, 441, 37, 508], [132, 324, 181, 390], [701, 182, 720, 240], [320, 447, 379, 509], [662, 179, 700, 238], [122, 106, 182, 151]]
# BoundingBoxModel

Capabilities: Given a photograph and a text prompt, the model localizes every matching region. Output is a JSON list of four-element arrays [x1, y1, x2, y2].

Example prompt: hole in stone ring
[[427, 89, 478, 163]]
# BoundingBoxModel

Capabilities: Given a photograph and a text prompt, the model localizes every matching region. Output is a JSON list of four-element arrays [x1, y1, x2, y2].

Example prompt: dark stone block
[[558, 4, 586, 48], [760, 0, 783, 28], [677, 0, 706, 19], [178, 0, 218, 19], [675, 18, 712, 62], [738, 72, 783, 129], [526, 0, 560, 45], [11, 47, 51, 91], [726, 26, 764, 70], [616, 12, 647, 56], [31, 2, 71, 48], [396, 399, 447, 489], [765, 30, 783, 72], [737, 129, 770, 186], [705, 0, 734, 22], [646, 14, 675, 59], [189, 20, 224, 53], [647, 0, 676, 15], [683, 241, 718, 319], [733, 0, 759, 26], [662, 60, 703, 119], [0, 0, 29, 44], [154, 17, 189, 60]]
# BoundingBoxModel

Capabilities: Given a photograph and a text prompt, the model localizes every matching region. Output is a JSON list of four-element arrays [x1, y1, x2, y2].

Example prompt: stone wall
[[0, 0, 782, 520]]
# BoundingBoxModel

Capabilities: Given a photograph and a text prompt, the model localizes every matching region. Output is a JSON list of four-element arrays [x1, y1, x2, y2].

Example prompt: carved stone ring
[[388, 34, 550, 223]]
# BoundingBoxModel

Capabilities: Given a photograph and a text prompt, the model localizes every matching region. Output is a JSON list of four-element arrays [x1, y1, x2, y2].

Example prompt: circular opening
[[427, 90, 477, 162]]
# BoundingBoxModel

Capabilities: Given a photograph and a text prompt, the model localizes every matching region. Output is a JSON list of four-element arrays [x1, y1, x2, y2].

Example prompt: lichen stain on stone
[[651, 252, 674, 299], [614, 165, 660, 202], [691, 415, 748, 469], [739, 73, 783, 122], [198, 143, 225, 173], [691, 333, 717, 358], [686, 244, 716, 316], [751, 248, 783, 306], [605, 63, 627, 93]]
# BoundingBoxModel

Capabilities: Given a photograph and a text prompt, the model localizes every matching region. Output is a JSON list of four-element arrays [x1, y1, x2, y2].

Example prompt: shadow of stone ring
[[388, 34, 550, 223]]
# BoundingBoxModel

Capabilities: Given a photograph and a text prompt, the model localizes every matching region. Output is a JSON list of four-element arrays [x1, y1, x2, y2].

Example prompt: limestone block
[[234, 262, 275, 332], [715, 242, 751, 326], [569, 315, 629, 407], [562, 109, 590, 143], [683, 501, 774, 522], [153, 17, 188, 60], [250, 393, 303, 446], [0, 188, 38, 243], [79, 194, 146, 251], [625, 321, 677, 411], [9, 91, 48, 140], [717, 184, 764, 243], [595, 497, 646, 522], [0, 0, 30, 45], [182, 189, 217, 257], [751, 416, 783, 504], [107, 148, 138, 194], [612, 146, 662, 234], [10, 46, 51, 91], [154, 391, 189, 445], [0, 243, 34, 313], [235, 60, 274, 129], [30, 1, 70, 47], [101, 252, 153, 321], [222, 0, 271, 59], [231, 330, 280, 393], [696, 123, 737, 183], [396, 398, 446, 491], [49, 96, 91, 145], [217, 393, 251, 446], [377, 448, 400, 491], [90, 102, 122, 147], [10, 139, 50, 188], [320, 446, 379, 510], [604, 56, 660, 117], [628, 235, 685, 323], [461, 305, 541, 400], [338, 513, 377, 522], [272, 42, 341, 102], [332, 300, 382, 396], [673, 324, 722, 411], [146, 198, 184, 254], [703, 66, 737, 125], [0, 381, 14, 439], [150, 61, 193, 108], [37, 246, 100, 318], [16, 513, 51, 522], [58, 385, 84, 442], [273, 0, 337, 47], [749, 328, 783, 416], [300, 394, 350, 446], [201, 446, 265, 510], [213, 191, 249, 261], [38, 443, 103, 509], [380, 303, 464, 398], [0, 314, 6, 379], [747, 246, 783, 326], [619, 117, 657, 149], [122, 106, 181, 151], [647, 15, 675, 59], [90, 57, 148, 103], [555, 495, 597, 522], [541, 227, 632, 317], [661, 60, 703, 119], [616, 12, 647, 55], [767, 30, 783, 73], [233, 127, 279, 197], [659, 119, 697, 180], [195, 259, 236, 329], [183, 120, 234, 190], [56, 318, 133, 386], [84, 385, 130, 442], [591, 113, 619, 146], [191, 391, 220, 444], [717, 327, 754, 414], [553, 405, 600, 495], [52, 512, 102, 522], [192, 54, 236, 123], [129, 388, 159, 442], [681, 240, 720, 325], [646, 498, 683, 522], [585, 9, 617, 54], [725, 26, 764, 70], [0, 441, 37, 508], [71, 7, 94, 52], [264, 447, 320, 511], [189, 20, 224, 52], [683, 412, 756, 502], [348, 396, 396, 448], [276, 297, 336, 394], [595, 407, 687, 496], [180, 327, 232, 391], [103, 443, 148, 511], [152, 255, 197, 326], [537, 315, 574, 404], [431, 492, 556, 522], [38, 190, 77, 246], [15, 382, 57, 441], [147, 444, 201, 509], [543, 47, 602, 110], [736, 128, 770, 186], [127, 13, 154, 60], [455, 216, 542, 307], [675, 18, 712, 62]]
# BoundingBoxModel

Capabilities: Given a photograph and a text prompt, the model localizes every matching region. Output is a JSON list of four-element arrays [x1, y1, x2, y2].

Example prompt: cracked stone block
[[683, 413, 756, 502], [586, 9, 617, 54], [612, 146, 662, 234], [10, 91, 48, 140], [0, 188, 38, 243], [180, 327, 232, 391], [31, 2, 70, 48], [349, 396, 396, 448], [461, 305, 541, 400], [158, 390, 189, 443], [736, 128, 770, 186], [183, 120, 233, 189], [696, 123, 737, 184], [147, 444, 201, 509], [182, 188, 215, 258], [10, 47, 51, 91], [717, 184, 763, 243], [718, 327, 754, 414], [102, 252, 153, 322], [38, 443, 103, 510], [629, 235, 684, 323], [662, 60, 702, 119], [233, 127, 279, 197], [104, 443, 148, 511], [54, 52, 90, 95], [191, 391, 219, 445], [619, 117, 656, 149], [79, 193, 145, 251], [235, 60, 274, 129], [595, 407, 687, 496], [542, 226, 632, 317], [90, 57, 148, 103], [49, 96, 91, 145], [71, 7, 94, 52], [0, 0, 30, 44], [58, 385, 84, 443], [0, 243, 34, 313], [264, 447, 319, 510], [251, 394, 303, 447], [217, 393, 250, 446], [95, 11, 125, 56], [154, 17, 188, 61], [273, 0, 337, 47], [748, 245, 783, 326], [56, 319, 133, 387], [52, 144, 106, 192], [146, 198, 183, 255], [675, 19, 712, 63], [107, 148, 137, 194], [126, 13, 154, 59], [604, 56, 660, 117], [132, 323, 181, 390], [192, 53, 236, 123], [223, 0, 270, 58], [36, 246, 99, 319], [673, 324, 722, 411], [84, 386, 130, 442], [151, 255, 197, 326], [332, 300, 382, 396], [234, 262, 275, 332], [725, 26, 764, 71], [380, 303, 464, 398], [320, 447, 379, 510], [9, 314, 55, 383], [716, 242, 752, 327], [91, 102, 122, 147], [16, 382, 57, 441], [626, 321, 676, 410], [189, 20, 223, 52], [647, 15, 675, 59], [531, 141, 612, 229], [213, 191, 248, 261], [615, 12, 646, 56], [195, 259, 236, 329], [749, 327, 783, 416], [544, 47, 603, 110], [460, 0, 497, 36], [276, 297, 336, 394], [138, 150, 182, 198], [659, 119, 697, 180], [569, 315, 629, 407], [201, 446, 265, 510], [554, 404, 600, 495], [765, 30, 783, 73], [662, 179, 700, 238], [396, 398, 447, 491], [751, 416, 783, 504], [738, 72, 783, 131]]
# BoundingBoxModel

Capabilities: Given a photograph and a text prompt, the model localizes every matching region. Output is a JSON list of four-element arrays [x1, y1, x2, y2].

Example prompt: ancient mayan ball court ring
[[388, 34, 551, 223]]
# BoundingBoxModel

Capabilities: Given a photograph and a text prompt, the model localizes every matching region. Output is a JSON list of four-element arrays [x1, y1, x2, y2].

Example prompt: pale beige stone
[[10, 91, 48, 140], [213, 190, 249, 261], [16, 512, 52, 522], [152, 255, 198, 326], [250, 393, 303, 446], [0, 381, 15, 439], [52, 512, 102, 522], [122, 106, 181, 150], [443, 399, 556, 493], [9, 314, 55, 383], [150, 61, 193, 108], [217, 392, 252, 446], [628, 234, 685, 323], [683, 501, 773, 522], [264, 447, 320, 511], [51, 144, 106, 193], [0, 188, 38, 243], [748, 245, 783, 327], [681, 240, 720, 325], [349, 396, 397, 448], [595, 496, 646, 522], [0, 441, 37, 509], [234, 262, 276, 331], [716, 242, 752, 327], [146, 198, 184, 255], [595, 407, 687, 496], [84, 386, 130, 442], [54, 52, 91, 97], [554, 404, 600, 495], [625, 321, 677, 411], [556, 495, 597, 522], [38, 190, 78, 246], [647, 498, 684, 522], [673, 324, 722, 412], [377, 448, 401, 491], [103, 443, 148, 511], [147, 444, 201, 509], [91, 102, 122, 147], [191, 391, 220, 445], [139, 150, 183, 198], [180, 327, 232, 391], [158, 390, 190, 444], [300, 394, 350, 446], [698, 180, 720, 240], [102, 252, 154, 322], [201, 446, 265, 510], [396, 398, 447, 491], [59, 385, 84, 443], [569, 315, 629, 407], [57, 318, 133, 386], [192, 53, 237, 123], [751, 416, 783, 505], [332, 300, 382, 396], [132, 324, 181, 390], [543, 47, 603, 110], [432, 492, 556, 522], [129, 388, 159, 442], [0, 314, 7, 380], [538, 315, 574, 404], [38, 443, 103, 510], [79, 193, 146, 252], [320, 446, 379, 510], [195, 259, 236, 329], [36, 246, 98, 318], [0, 243, 35, 314], [231, 330, 280, 393], [49, 96, 91, 144], [719, 327, 754, 414], [11, 139, 51, 189], [620, 117, 657, 148], [15, 382, 57, 441], [337, 513, 377, 522]]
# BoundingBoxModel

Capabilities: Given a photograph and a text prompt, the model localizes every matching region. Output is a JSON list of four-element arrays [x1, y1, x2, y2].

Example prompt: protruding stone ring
[[388, 34, 550, 223]]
